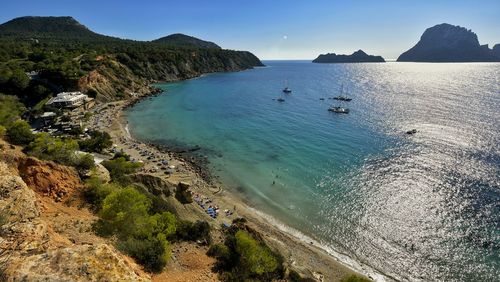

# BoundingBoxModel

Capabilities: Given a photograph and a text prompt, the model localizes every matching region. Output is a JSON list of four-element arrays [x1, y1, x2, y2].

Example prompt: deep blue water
[[127, 61, 500, 281]]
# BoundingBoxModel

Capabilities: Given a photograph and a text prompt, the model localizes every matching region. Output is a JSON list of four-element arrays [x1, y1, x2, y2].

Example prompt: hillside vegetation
[[0, 16, 263, 103]]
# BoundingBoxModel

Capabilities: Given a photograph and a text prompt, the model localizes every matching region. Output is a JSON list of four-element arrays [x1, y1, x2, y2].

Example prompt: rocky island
[[313, 50, 385, 63], [397, 23, 500, 62]]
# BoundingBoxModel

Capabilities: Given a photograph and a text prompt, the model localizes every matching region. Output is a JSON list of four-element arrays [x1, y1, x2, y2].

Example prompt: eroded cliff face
[[0, 142, 150, 281], [78, 57, 152, 103], [18, 157, 84, 202], [77, 49, 263, 102]]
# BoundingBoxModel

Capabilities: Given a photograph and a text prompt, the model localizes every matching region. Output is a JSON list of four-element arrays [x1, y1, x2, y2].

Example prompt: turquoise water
[[127, 61, 500, 281]]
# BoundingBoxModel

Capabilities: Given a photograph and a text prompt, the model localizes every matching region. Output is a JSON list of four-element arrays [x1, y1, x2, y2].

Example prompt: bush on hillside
[[75, 153, 96, 172], [175, 220, 211, 244], [235, 230, 280, 276], [25, 133, 95, 173], [84, 177, 120, 208], [101, 156, 142, 184], [117, 236, 171, 272], [27, 133, 78, 163], [0, 94, 25, 126], [340, 274, 372, 282], [97, 187, 152, 238], [78, 130, 112, 153], [208, 228, 283, 281], [6, 120, 34, 145], [94, 186, 178, 273]]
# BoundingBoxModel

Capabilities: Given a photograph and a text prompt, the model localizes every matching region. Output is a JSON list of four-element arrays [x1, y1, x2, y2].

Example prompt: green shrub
[[340, 274, 372, 282], [25, 133, 95, 172], [98, 187, 151, 238], [112, 150, 130, 161], [175, 220, 211, 244], [78, 130, 112, 153], [84, 177, 120, 208], [75, 153, 95, 172], [83, 112, 93, 122], [27, 133, 78, 163], [102, 157, 142, 184], [142, 211, 177, 239], [235, 230, 280, 276], [6, 120, 34, 145], [117, 236, 171, 273], [208, 228, 283, 281], [207, 243, 231, 261], [0, 125, 6, 137], [93, 185, 178, 273], [0, 94, 25, 126]]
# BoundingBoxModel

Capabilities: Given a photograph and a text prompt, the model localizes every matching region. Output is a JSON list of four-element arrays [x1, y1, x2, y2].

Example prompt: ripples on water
[[127, 62, 499, 281]]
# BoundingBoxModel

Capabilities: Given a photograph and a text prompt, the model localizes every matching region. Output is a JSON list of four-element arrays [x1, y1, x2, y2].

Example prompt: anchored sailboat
[[333, 83, 352, 101], [283, 80, 292, 93]]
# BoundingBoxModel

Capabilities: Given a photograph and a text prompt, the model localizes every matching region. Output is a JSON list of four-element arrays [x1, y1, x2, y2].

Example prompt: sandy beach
[[86, 93, 371, 282]]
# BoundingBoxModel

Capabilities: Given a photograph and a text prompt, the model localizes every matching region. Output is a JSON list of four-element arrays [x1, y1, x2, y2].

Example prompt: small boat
[[319, 98, 325, 100], [328, 106, 349, 114], [333, 84, 352, 101], [277, 98, 285, 102], [332, 96, 352, 102], [406, 129, 417, 135], [283, 80, 292, 93]]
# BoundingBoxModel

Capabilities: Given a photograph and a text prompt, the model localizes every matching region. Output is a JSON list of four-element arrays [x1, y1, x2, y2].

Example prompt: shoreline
[[89, 91, 381, 281]]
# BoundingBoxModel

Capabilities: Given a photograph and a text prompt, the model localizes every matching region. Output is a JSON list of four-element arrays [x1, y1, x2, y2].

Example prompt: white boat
[[283, 80, 292, 93], [328, 106, 349, 113]]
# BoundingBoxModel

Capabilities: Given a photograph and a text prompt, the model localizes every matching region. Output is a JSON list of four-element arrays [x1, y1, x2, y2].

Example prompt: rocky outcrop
[[0, 149, 150, 281], [78, 60, 151, 102], [397, 23, 500, 62], [0, 162, 45, 241], [8, 244, 149, 282], [130, 173, 173, 197], [18, 157, 84, 202], [313, 50, 385, 63], [175, 182, 193, 204]]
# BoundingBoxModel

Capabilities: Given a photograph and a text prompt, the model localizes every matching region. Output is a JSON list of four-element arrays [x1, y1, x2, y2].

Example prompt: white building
[[47, 92, 93, 109]]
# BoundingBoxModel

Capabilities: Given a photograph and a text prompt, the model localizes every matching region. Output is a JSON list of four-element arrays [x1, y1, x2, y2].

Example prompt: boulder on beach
[[175, 181, 193, 204]]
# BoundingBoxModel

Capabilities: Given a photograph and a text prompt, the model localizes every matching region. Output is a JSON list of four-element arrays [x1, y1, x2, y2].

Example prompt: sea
[[126, 61, 499, 281]]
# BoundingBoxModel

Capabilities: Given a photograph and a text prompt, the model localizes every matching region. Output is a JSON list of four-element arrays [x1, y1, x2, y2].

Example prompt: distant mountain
[[397, 23, 500, 62], [153, 33, 221, 49], [313, 50, 385, 63], [0, 16, 119, 41]]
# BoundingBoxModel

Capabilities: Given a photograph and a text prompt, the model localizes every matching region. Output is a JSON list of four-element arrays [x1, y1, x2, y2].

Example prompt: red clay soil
[[18, 157, 84, 201]]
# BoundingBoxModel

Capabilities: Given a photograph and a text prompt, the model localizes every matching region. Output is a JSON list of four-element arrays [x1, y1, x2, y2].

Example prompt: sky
[[1, 0, 499, 60]]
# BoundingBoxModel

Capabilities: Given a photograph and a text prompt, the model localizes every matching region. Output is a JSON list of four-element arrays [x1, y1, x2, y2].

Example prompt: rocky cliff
[[313, 50, 385, 63], [0, 141, 150, 281], [397, 23, 500, 62]]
